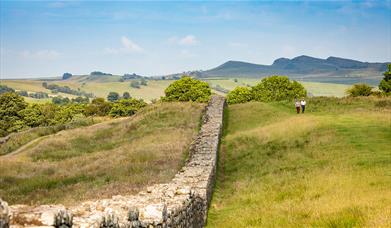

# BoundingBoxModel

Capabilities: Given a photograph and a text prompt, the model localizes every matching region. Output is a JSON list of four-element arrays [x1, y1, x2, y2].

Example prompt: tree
[[140, 78, 148, 86], [0, 85, 15, 94], [0, 92, 28, 135], [107, 92, 120, 102], [163, 76, 211, 102], [346, 84, 373, 97], [85, 98, 112, 116], [42, 82, 48, 88], [227, 87, 253, 104], [379, 64, 391, 95], [52, 96, 70, 105], [62, 73, 73, 80], [252, 76, 307, 102], [72, 96, 89, 104], [122, 92, 131, 99], [17, 90, 28, 97], [130, 81, 140, 89], [109, 98, 147, 117]]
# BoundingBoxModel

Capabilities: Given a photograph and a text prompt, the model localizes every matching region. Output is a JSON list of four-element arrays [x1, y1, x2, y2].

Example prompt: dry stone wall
[[0, 95, 226, 228]]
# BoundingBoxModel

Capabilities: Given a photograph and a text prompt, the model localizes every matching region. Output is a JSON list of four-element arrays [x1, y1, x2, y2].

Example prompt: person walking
[[295, 99, 300, 114], [301, 99, 306, 113]]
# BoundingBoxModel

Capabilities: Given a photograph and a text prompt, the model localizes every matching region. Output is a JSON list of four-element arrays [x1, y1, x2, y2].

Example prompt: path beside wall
[[0, 95, 226, 228]]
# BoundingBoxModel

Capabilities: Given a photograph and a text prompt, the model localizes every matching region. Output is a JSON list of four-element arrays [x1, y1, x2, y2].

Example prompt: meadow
[[207, 97, 391, 227], [0, 102, 204, 205]]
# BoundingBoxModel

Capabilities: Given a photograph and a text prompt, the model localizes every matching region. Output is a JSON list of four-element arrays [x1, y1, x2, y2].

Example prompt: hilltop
[[199, 56, 389, 84]]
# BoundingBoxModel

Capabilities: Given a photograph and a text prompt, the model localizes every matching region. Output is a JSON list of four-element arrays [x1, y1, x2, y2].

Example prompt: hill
[[0, 102, 204, 205], [207, 97, 391, 227], [200, 56, 389, 85]]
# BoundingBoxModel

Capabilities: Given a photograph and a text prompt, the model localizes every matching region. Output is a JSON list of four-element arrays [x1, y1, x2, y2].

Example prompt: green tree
[[107, 92, 120, 102], [109, 98, 147, 117], [17, 90, 28, 97], [52, 96, 70, 105], [85, 98, 112, 116], [379, 64, 391, 95], [163, 76, 211, 102], [0, 92, 28, 135], [122, 92, 131, 99], [140, 78, 148, 86], [227, 87, 253, 104], [130, 81, 141, 89], [0, 85, 15, 94], [346, 84, 373, 97], [72, 96, 89, 104], [252, 76, 307, 102]]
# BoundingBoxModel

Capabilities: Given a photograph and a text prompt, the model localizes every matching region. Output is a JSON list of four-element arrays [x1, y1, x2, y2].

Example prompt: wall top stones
[[1, 95, 226, 228]]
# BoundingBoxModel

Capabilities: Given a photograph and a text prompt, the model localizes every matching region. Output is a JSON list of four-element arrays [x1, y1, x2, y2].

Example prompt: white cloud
[[121, 36, 143, 52], [168, 35, 199, 46], [105, 36, 144, 54], [20, 50, 60, 60]]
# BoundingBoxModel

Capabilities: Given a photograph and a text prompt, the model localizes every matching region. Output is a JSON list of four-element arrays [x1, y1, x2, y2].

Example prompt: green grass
[[0, 102, 204, 205], [207, 97, 391, 227]]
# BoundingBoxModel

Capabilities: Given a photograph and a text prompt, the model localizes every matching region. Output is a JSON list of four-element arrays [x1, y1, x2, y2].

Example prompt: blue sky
[[1, 0, 390, 78]]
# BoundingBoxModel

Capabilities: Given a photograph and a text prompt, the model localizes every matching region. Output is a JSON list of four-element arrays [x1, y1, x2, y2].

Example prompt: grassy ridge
[[0, 102, 204, 205], [207, 98, 391, 227]]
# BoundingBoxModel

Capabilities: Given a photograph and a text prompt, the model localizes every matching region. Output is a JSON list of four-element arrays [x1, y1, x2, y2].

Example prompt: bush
[[122, 92, 131, 99], [0, 85, 15, 94], [85, 98, 112, 116], [346, 84, 373, 97], [379, 64, 391, 95], [163, 76, 211, 102], [252, 76, 307, 102], [52, 96, 70, 105], [227, 87, 253, 104], [0, 93, 28, 135], [107, 92, 120, 102], [109, 98, 147, 117], [130, 81, 141, 89]]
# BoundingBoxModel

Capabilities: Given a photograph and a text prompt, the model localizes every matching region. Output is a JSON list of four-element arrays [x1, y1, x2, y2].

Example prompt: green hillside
[[207, 97, 391, 227], [0, 102, 204, 205]]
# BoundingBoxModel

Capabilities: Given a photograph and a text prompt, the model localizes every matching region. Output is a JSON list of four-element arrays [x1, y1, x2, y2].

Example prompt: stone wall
[[0, 95, 226, 228]]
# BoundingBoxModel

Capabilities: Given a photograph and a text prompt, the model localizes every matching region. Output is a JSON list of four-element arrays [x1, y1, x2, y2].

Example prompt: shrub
[[0, 85, 15, 94], [52, 96, 70, 105], [163, 76, 211, 102], [109, 98, 147, 117], [346, 84, 373, 97], [122, 92, 131, 99], [107, 92, 120, 102], [130, 81, 141, 89], [227, 87, 253, 104], [85, 98, 112, 116], [379, 64, 391, 95], [252, 76, 307, 102], [0, 93, 28, 135]]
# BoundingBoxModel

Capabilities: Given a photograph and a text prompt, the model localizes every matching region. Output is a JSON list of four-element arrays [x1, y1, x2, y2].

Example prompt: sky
[[0, 0, 390, 78]]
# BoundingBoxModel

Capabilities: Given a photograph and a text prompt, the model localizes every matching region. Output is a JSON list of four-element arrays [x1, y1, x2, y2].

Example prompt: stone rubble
[[0, 95, 226, 228]]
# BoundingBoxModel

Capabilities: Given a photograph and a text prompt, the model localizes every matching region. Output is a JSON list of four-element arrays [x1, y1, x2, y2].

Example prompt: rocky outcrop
[[1, 95, 226, 228]]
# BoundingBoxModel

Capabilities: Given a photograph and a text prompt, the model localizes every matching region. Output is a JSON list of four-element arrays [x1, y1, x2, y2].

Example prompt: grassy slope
[[207, 97, 391, 227], [0, 102, 204, 205]]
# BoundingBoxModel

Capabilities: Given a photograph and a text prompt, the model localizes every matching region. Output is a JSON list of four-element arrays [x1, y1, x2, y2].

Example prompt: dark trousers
[[301, 105, 305, 113], [296, 107, 300, 114]]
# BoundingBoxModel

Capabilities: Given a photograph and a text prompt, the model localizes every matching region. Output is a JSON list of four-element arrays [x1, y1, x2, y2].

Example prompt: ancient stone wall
[[0, 95, 226, 228]]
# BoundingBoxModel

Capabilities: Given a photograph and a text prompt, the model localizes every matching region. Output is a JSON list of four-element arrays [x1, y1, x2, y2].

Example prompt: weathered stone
[[0, 198, 10, 228]]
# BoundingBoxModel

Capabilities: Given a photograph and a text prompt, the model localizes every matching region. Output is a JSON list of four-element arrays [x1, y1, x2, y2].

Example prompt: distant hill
[[199, 55, 389, 85]]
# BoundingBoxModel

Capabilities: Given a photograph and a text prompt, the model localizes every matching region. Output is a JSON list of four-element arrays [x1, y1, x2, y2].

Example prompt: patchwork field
[[207, 97, 391, 227], [1, 76, 356, 104], [0, 102, 204, 205]]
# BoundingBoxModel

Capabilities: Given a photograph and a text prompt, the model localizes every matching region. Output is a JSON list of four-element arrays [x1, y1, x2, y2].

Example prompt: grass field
[[207, 97, 391, 227], [0, 102, 204, 205]]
